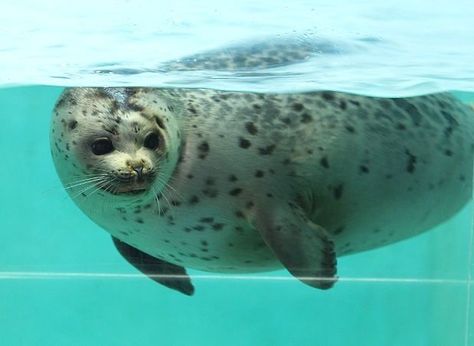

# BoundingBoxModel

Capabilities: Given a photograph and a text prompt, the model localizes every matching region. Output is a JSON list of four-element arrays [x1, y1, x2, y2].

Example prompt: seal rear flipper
[[112, 237, 195, 296], [255, 203, 337, 290]]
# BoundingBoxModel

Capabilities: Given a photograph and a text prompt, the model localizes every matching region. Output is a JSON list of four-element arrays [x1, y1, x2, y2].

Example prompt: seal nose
[[132, 165, 144, 180], [127, 159, 145, 180]]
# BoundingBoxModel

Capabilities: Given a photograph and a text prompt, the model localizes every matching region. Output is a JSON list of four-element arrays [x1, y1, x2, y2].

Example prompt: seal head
[[51, 88, 181, 205]]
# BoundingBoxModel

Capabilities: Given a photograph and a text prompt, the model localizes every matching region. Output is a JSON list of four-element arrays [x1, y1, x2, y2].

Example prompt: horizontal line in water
[[0, 271, 472, 285]]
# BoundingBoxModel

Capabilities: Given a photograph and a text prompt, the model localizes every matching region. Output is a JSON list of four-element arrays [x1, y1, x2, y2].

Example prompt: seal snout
[[108, 158, 156, 195], [127, 159, 147, 181], [133, 166, 144, 180]]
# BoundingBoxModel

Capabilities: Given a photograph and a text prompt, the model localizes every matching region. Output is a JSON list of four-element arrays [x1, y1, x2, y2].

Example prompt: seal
[[50, 86, 474, 295]]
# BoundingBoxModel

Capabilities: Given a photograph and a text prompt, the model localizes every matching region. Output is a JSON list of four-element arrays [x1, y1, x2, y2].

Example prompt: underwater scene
[[1, 1, 473, 345]]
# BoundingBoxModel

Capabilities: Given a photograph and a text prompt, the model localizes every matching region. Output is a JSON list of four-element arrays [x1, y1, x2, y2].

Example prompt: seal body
[[51, 87, 474, 294]]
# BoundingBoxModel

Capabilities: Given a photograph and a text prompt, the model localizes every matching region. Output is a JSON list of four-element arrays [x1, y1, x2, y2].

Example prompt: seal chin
[[119, 188, 148, 196]]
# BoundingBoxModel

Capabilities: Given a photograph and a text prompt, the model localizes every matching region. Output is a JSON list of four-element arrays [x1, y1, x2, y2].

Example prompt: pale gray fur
[[51, 88, 474, 281]]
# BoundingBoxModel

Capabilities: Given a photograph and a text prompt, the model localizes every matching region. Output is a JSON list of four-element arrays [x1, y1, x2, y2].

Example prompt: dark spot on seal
[[229, 188, 243, 196], [228, 174, 238, 182], [245, 122, 258, 135], [127, 103, 145, 112], [359, 165, 370, 174], [258, 144, 276, 155], [198, 141, 209, 153], [189, 195, 199, 205], [320, 156, 330, 169], [349, 100, 360, 107], [444, 149, 453, 156], [239, 137, 251, 149], [345, 125, 355, 133], [135, 218, 144, 224], [198, 141, 210, 159], [441, 110, 459, 127], [292, 103, 304, 111], [255, 170, 264, 178], [212, 223, 224, 231], [55, 96, 67, 109], [394, 99, 422, 126], [301, 113, 313, 123], [205, 177, 215, 186], [333, 226, 345, 235], [200, 217, 214, 223], [333, 184, 344, 200], [203, 188, 218, 198], [187, 106, 197, 114], [68, 120, 78, 130], [405, 149, 417, 173], [321, 92, 335, 101]]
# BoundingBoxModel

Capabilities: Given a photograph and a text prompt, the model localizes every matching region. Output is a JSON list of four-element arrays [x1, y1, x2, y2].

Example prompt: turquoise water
[[1, 1, 474, 345], [0, 88, 473, 346]]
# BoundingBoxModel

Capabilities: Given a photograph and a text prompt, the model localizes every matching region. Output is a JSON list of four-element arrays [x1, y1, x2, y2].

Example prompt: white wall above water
[[0, 0, 473, 96]]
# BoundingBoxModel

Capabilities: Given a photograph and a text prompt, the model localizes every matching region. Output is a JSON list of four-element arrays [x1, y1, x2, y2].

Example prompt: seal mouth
[[108, 183, 150, 195], [98, 176, 154, 196]]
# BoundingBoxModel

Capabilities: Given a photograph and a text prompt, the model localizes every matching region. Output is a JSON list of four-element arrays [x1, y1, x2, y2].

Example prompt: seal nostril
[[133, 166, 144, 179]]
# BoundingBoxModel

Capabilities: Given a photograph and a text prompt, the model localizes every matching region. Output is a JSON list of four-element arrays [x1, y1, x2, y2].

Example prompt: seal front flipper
[[112, 237, 195, 296], [255, 202, 337, 290]]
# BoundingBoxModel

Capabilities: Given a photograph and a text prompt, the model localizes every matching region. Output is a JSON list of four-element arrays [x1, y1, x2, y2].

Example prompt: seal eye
[[91, 138, 114, 155], [144, 132, 160, 150]]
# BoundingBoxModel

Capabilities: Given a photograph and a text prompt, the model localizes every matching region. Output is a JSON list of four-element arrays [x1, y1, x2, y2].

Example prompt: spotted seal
[[50, 85, 474, 295]]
